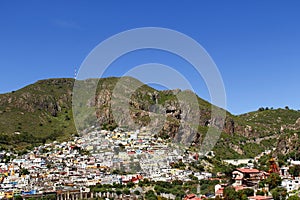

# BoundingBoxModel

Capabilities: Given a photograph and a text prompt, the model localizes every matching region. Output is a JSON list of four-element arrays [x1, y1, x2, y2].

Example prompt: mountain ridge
[[0, 77, 299, 158]]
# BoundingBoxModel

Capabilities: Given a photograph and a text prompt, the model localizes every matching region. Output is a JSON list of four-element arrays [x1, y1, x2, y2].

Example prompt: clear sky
[[1, 1, 300, 114]]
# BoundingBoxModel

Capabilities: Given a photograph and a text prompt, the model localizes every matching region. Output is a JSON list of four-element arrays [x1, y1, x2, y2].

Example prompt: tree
[[172, 180, 183, 185], [224, 187, 254, 200], [20, 168, 30, 175], [14, 195, 23, 200], [289, 165, 300, 177], [223, 187, 238, 200], [271, 187, 287, 200], [43, 194, 56, 200], [240, 188, 254, 197], [123, 188, 130, 195], [126, 182, 135, 188], [154, 185, 164, 195], [266, 173, 282, 190], [138, 178, 150, 187], [145, 190, 157, 200], [256, 190, 265, 196], [188, 174, 198, 181], [288, 195, 300, 200]]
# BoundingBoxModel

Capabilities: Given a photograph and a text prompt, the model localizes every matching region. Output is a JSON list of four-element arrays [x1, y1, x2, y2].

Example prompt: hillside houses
[[232, 168, 262, 187], [1, 127, 300, 199], [216, 161, 300, 199], [0, 128, 211, 199]]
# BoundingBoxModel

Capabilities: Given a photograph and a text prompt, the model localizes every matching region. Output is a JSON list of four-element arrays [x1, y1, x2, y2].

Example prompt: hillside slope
[[0, 77, 299, 158], [0, 79, 75, 150]]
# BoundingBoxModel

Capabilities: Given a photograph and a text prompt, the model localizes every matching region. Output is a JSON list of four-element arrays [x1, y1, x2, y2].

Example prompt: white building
[[282, 177, 300, 192]]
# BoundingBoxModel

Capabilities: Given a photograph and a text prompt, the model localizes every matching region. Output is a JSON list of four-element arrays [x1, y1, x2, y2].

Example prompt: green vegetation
[[289, 165, 300, 177], [1, 77, 300, 160], [239, 108, 300, 137], [20, 168, 30, 175], [91, 183, 135, 194], [271, 187, 287, 200], [257, 153, 272, 172], [145, 190, 157, 200], [266, 173, 282, 190], [0, 78, 76, 151], [200, 179, 220, 195], [288, 195, 300, 200], [170, 160, 186, 169], [91, 179, 200, 200], [202, 156, 235, 176], [223, 186, 254, 200]]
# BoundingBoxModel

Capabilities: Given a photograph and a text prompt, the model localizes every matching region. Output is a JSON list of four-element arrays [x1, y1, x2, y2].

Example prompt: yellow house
[[0, 191, 5, 199], [4, 191, 14, 199], [86, 165, 97, 169]]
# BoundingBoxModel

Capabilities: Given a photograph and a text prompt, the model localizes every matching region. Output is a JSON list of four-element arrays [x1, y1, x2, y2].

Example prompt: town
[[0, 127, 299, 200]]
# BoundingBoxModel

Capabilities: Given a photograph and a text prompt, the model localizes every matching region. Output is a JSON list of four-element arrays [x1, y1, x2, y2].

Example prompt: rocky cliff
[[1, 77, 300, 158]]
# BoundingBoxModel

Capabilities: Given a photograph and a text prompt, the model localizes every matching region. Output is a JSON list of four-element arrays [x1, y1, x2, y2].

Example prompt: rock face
[[93, 83, 199, 140], [0, 77, 268, 139], [275, 133, 299, 156], [278, 117, 300, 133], [2, 77, 300, 155], [73, 77, 233, 144], [273, 118, 300, 157], [295, 118, 300, 127], [224, 118, 235, 135], [0, 79, 73, 114]]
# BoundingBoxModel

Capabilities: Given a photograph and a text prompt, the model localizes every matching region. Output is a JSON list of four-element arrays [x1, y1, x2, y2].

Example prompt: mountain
[[0, 77, 300, 158], [0, 78, 75, 151]]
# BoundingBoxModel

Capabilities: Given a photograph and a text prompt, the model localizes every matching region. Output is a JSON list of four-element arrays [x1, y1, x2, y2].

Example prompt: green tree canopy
[[271, 187, 287, 200], [289, 165, 300, 177], [223, 187, 238, 200], [287, 195, 300, 200], [145, 190, 157, 200], [266, 173, 282, 190]]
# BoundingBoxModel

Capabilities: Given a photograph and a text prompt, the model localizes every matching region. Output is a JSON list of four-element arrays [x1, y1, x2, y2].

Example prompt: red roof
[[234, 186, 246, 191], [237, 168, 260, 173], [216, 188, 224, 195], [186, 194, 196, 198], [131, 176, 139, 182], [184, 194, 203, 200], [248, 195, 273, 200]]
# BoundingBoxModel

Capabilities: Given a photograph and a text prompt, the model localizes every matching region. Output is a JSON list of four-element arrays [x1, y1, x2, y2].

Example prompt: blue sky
[[0, 1, 300, 114]]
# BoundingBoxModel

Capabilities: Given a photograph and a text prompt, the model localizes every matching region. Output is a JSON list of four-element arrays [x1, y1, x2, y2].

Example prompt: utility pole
[[197, 183, 201, 197]]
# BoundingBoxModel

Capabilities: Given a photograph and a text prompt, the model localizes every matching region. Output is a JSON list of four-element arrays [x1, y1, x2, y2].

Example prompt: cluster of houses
[[81, 128, 214, 182], [0, 128, 212, 199], [0, 127, 300, 199], [215, 159, 300, 200]]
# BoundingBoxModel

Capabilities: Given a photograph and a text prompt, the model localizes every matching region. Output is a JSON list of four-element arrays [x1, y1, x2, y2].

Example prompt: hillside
[[0, 77, 300, 158], [0, 79, 76, 151]]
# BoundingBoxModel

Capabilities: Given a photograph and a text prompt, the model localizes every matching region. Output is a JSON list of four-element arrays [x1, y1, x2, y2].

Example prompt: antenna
[[74, 67, 77, 79]]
